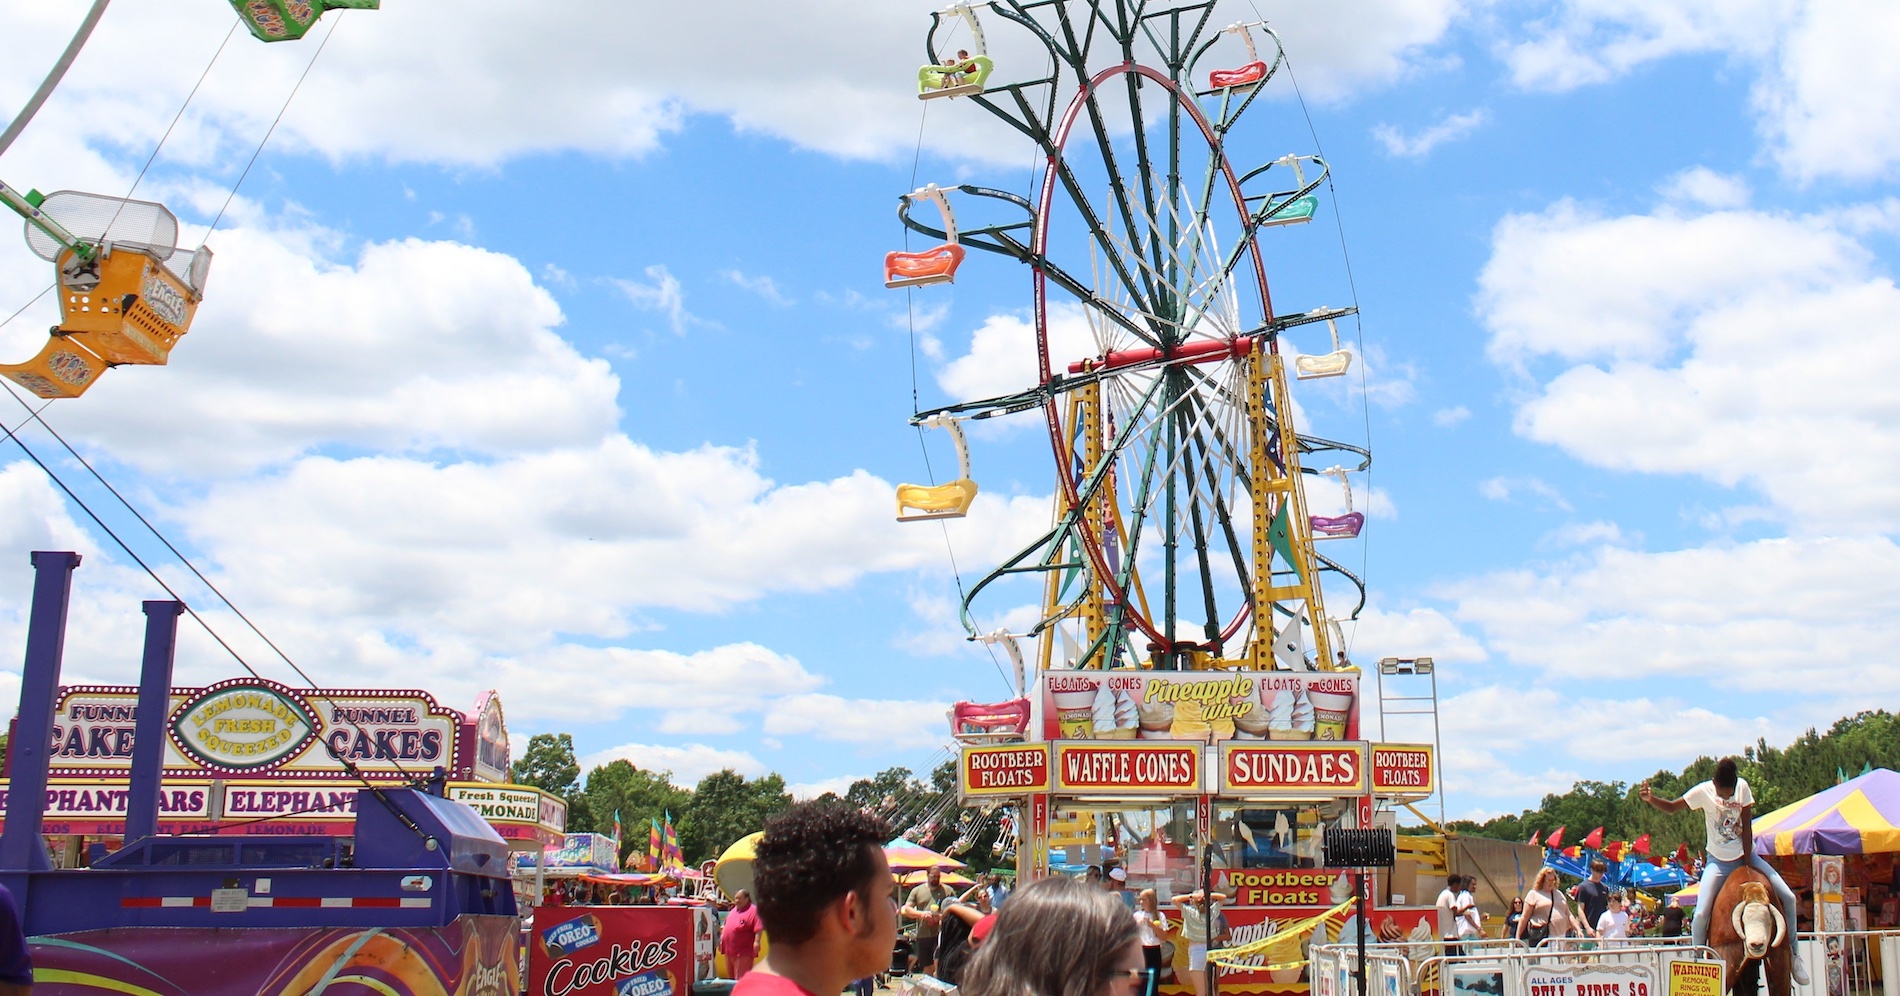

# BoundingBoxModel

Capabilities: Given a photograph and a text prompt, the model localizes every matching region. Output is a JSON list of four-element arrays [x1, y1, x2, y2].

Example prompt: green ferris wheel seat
[[919, 55, 993, 99], [229, 0, 380, 42]]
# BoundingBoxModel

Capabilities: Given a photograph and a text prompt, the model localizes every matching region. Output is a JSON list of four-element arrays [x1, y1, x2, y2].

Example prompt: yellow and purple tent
[[1752, 767, 1900, 856]]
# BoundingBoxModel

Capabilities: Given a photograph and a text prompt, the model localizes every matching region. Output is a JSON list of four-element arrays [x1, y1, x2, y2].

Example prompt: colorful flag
[[613, 808, 623, 844], [649, 818, 663, 870], [1582, 827, 1604, 850], [1632, 833, 1652, 856], [1527, 829, 1542, 847], [1545, 828, 1565, 849], [663, 812, 683, 870]]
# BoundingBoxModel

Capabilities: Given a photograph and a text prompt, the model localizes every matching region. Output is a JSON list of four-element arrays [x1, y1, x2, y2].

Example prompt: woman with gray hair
[[959, 876, 1149, 996]]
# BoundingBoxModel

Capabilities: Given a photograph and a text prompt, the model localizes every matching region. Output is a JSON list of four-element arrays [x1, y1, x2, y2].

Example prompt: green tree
[[579, 760, 691, 866], [511, 733, 588, 834], [680, 769, 791, 865]]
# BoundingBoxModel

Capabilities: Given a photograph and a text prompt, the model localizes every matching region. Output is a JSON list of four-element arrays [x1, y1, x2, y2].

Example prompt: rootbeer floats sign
[[44, 677, 470, 779]]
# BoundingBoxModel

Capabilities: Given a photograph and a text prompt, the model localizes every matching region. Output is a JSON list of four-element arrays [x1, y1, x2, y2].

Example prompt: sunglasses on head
[[1111, 967, 1161, 996]]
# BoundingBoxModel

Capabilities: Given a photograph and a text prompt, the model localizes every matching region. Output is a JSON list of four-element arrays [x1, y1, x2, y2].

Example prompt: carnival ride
[[892, 0, 1370, 679], [900, 5, 1433, 991]]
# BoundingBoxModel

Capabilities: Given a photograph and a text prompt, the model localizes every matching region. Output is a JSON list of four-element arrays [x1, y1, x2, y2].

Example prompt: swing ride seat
[[0, 336, 110, 400], [1261, 194, 1318, 227], [230, 0, 380, 43], [1295, 350, 1352, 380], [885, 243, 966, 288], [1309, 512, 1364, 540], [918, 55, 994, 99], [1208, 61, 1269, 90], [949, 698, 1032, 743], [896, 477, 979, 521]]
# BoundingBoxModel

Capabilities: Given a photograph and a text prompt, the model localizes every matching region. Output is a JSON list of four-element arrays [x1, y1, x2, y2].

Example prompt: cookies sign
[[1038, 670, 1359, 743]]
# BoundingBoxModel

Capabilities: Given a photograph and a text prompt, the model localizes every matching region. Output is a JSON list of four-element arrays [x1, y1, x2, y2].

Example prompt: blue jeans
[[1691, 852, 1797, 948]]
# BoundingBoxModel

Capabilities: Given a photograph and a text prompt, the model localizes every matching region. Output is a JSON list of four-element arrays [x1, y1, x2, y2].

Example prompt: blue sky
[[1, 0, 1897, 818]]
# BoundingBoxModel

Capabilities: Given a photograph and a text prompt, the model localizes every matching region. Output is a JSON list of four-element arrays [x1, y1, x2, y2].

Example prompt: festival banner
[[1221, 743, 1368, 798], [1039, 670, 1360, 743], [528, 905, 717, 996], [1369, 744, 1436, 797], [959, 744, 1052, 797], [1522, 964, 1656, 996], [1053, 742, 1201, 795]]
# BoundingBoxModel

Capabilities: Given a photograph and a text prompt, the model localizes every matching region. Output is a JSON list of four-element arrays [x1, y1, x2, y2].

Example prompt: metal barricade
[[1792, 928, 1900, 996], [1313, 940, 1724, 996]]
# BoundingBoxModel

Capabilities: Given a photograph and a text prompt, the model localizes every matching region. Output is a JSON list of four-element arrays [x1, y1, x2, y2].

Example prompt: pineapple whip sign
[[1041, 670, 1358, 742]]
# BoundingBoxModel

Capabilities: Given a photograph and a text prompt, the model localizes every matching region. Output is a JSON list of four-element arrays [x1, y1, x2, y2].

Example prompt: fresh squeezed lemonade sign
[[171, 683, 317, 771]]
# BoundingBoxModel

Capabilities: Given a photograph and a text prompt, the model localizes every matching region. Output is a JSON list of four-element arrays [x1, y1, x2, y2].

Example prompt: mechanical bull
[[1710, 866, 1794, 996]]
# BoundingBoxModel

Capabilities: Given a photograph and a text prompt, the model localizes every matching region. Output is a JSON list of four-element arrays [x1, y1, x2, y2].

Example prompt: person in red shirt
[[722, 890, 764, 979], [735, 803, 897, 996]]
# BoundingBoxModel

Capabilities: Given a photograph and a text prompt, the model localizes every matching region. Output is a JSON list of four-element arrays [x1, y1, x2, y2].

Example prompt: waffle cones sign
[[1054, 742, 1201, 794]]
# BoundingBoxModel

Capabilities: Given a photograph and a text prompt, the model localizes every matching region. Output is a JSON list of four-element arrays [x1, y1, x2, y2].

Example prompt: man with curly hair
[[736, 802, 898, 996]]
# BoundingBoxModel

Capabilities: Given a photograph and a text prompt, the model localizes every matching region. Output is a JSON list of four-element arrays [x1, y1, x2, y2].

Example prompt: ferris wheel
[[892, 1, 1370, 676]]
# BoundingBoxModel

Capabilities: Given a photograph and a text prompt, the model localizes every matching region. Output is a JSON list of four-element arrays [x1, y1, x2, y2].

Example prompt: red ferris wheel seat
[[884, 244, 967, 288], [1209, 61, 1268, 90], [949, 698, 1032, 742]]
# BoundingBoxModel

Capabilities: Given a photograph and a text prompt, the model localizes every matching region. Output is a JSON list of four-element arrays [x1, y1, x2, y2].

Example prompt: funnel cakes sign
[[1039, 670, 1360, 743], [42, 678, 488, 780]]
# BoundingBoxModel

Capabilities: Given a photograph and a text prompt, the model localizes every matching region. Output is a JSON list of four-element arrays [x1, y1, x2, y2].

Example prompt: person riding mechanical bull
[[1641, 757, 1810, 987]]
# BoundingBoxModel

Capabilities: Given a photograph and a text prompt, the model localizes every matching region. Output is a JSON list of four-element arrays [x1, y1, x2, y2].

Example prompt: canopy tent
[[898, 870, 976, 888], [1752, 767, 1900, 856], [885, 839, 969, 873]]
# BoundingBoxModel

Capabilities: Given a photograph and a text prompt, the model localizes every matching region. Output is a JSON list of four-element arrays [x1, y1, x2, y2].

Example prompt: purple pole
[[0, 551, 81, 872], [122, 601, 181, 845]]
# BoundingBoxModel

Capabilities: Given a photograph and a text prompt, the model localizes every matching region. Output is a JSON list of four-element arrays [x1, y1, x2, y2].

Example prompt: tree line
[[508, 734, 988, 869], [1447, 710, 1900, 851]]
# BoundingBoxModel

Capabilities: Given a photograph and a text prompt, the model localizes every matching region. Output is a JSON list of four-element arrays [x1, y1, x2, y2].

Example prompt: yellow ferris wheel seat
[[0, 336, 109, 400], [52, 246, 208, 366], [896, 478, 978, 521]]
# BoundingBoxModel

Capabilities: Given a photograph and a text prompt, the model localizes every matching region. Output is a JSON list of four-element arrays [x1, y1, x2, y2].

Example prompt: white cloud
[[1657, 167, 1751, 210], [580, 742, 768, 785], [614, 265, 708, 335], [1336, 603, 1489, 669], [935, 306, 1096, 407], [1478, 476, 1572, 512], [1443, 685, 1777, 765], [1478, 200, 1900, 531], [787, 775, 862, 800], [1432, 406, 1471, 427], [763, 694, 953, 750], [722, 270, 792, 307], [0, 0, 1471, 171], [1441, 535, 1900, 697], [1496, 0, 1900, 181], [2, 227, 618, 477], [1371, 109, 1488, 158]]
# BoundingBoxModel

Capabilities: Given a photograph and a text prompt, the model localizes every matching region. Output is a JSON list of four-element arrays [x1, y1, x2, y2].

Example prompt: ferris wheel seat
[[230, 0, 380, 42], [50, 247, 207, 366], [949, 698, 1031, 742], [1262, 194, 1318, 227], [884, 244, 966, 288], [1209, 61, 1269, 90], [896, 478, 979, 520], [1295, 349, 1352, 380], [1309, 512, 1364, 540], [0, 336, 109, 400], [918, 56, 994, 99]]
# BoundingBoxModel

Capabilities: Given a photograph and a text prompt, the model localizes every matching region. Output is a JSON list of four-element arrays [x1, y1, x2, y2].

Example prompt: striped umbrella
[[1753, 768, 1900, 855], [885, 839, 969, 872]]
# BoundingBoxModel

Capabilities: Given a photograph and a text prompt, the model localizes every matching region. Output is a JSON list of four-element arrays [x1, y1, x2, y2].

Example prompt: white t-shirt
[[1135, 909, 1166, 947], [1436, 887, 1459, 939], [1597, 909, 1630, 944], [1456, 890, 1481, 939], [1685, 778, 1755, 862]]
